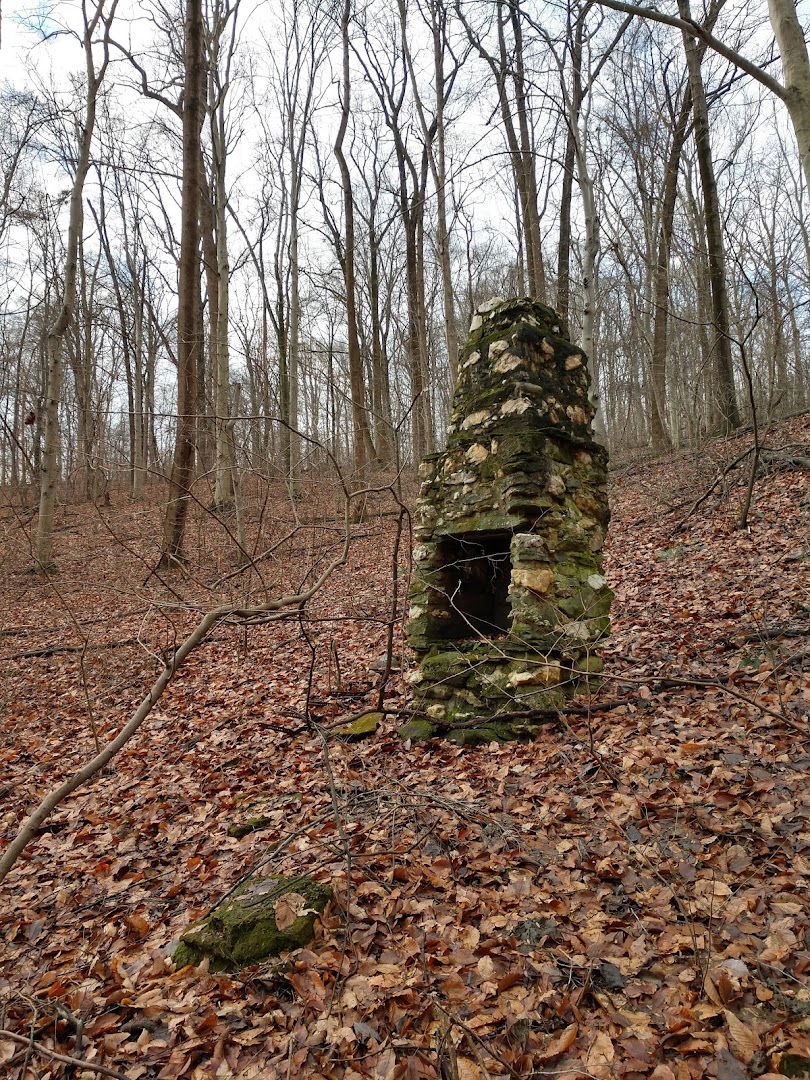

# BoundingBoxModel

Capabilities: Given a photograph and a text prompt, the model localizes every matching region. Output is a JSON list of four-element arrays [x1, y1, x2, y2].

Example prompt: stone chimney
[[403, 297, 612, 744]]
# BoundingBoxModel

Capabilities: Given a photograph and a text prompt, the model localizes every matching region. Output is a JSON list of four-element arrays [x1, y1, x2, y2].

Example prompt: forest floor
[[1, 414, 809, 1080]]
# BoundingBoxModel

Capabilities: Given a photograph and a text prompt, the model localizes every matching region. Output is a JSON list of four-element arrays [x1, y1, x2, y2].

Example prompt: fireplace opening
[[438, 532, 512, 639]]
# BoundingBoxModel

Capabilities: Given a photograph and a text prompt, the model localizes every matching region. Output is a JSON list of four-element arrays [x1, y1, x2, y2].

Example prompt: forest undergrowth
[[1, 415, 809, 1080]]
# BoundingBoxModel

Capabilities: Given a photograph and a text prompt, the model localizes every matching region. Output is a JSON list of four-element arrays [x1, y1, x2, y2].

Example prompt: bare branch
[[593, 0, 786, 98]]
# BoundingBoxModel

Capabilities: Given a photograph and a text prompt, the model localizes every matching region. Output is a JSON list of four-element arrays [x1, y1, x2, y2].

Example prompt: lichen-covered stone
[[398, 718, 438, 741], [227, 816, 275, 839], [405, 297, 612, 742], [334, 711, 382, 741], [173, 874, 332, 972]]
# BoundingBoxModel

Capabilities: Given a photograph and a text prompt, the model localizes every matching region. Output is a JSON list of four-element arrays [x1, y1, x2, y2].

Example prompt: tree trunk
[[458, 0, 545, 300], [198, 156, 219, 484], [768, 0, 810, 194], [557, 118, 577, 322], [333, 0, 376, 476], [288, 139, 301, 485], [507, 0, 545, 298], [649, 86, 691, 451], [400, 0, 459, 389], [160, 0, 205, 565], [678, 0, 740, 432], [36, 0, 118, 571], [211, 115, 234, 509]]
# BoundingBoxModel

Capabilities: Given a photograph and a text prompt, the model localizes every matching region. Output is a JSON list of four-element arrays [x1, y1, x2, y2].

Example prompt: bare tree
[[400, 0, 467, 389], [457, 0, 546, 299], [35, 0, 119, 571], [333, 0, 377, 476], [205, 0, 241, 511], [598, 0, 810, 194], [260, 0, 330, 482], [524, 2, 631, 441], [161, 0, 205, 564], [677, 0, 739, 432]]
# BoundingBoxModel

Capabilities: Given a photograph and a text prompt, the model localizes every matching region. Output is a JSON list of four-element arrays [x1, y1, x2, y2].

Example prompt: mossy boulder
[[398, 718, 438, 741], [173, 874, 332, 972], [227, 816, 274, 839], [334, 711, 382, 741]]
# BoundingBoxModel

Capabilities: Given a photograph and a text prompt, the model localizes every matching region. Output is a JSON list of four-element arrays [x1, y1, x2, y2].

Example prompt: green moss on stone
[[572, 655, 604, 673], [405, 297, 610, 744], [227, 816, 275, 839], [447, 724, 510, 746], [398, 718, 438, 741], [173, 874, 332, 973], [335, 711, 382, 741]]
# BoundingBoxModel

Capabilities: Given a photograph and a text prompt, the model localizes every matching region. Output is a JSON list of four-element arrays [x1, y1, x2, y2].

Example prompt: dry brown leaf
[[585, 1031, 615, 1066], [723, 1009, 761, 1063], [476, 955, 495, 979], [536, 1022, 578, 1061], [2, 420, 810, 1080], [274, 892, 313, 931], [456, 1057, 483, 1080], [648, 1066, 677, 1080], [373, 1047, 397, 1078]]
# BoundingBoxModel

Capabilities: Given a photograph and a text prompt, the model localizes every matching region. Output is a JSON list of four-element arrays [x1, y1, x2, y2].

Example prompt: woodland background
[[1, 0, 809, 528]]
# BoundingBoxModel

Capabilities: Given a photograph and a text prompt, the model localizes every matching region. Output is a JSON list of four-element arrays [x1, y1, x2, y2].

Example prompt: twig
[[557, 713, 620, 783], [0, 1029, 129, 1080], [651, 674, 810, 732], [2, 638, 138, 661], [675, 446, 754, 528], [428, 997, 506, 1079]]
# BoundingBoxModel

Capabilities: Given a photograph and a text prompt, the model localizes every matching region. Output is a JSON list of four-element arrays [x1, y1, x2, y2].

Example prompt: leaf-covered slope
[[1, 416, 809, 1079]]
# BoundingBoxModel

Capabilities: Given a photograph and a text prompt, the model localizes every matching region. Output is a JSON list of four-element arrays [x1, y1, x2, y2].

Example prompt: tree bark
[[767, 0, 810, 196], [401, 0, 460, 390], [211, 73, 235, 509], [678, 0, 740, 433], [333, 0, 376, 476], [35, 0, 118, 571], [649, 84, 691, 451], [160, 0, 205, 564]]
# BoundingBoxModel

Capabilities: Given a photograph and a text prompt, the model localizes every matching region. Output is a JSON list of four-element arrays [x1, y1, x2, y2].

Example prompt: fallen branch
[[718, 623, 809, 649], [758, 448, 810, 471], [651, 674, 810, 732], [0, 500, 355, 886], [0, 608, 148, 639], [400, 697, 633, 727], [0, 1029, 129, 1080], [2, 638, 138, 661], [675, 442, 810, 530], [601, 668, 810, 734], [403, 664, 808, 743]]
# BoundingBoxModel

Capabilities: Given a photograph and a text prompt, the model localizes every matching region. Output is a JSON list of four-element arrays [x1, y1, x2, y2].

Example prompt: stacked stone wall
[[404, 297, 612, 744]]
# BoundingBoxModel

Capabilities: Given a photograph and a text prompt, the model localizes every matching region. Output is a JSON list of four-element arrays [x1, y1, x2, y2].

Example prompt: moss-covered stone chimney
[[403, 297, 612, 744]]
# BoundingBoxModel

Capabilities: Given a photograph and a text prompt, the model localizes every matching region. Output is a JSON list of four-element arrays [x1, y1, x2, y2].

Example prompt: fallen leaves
[[1, 418, 809, 1077], [273, 892, 316, 931]]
